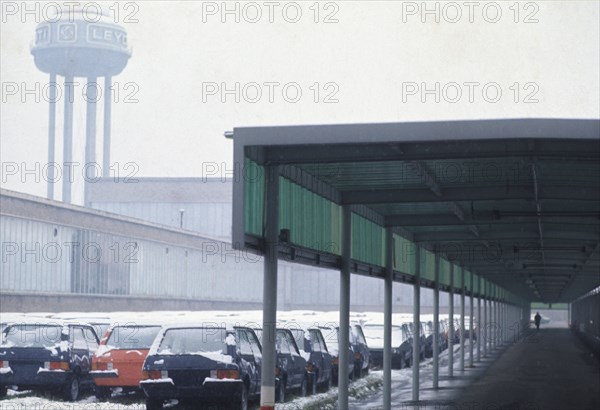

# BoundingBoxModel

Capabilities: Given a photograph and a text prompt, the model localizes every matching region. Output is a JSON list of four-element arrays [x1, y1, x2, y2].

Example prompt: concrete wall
[[0, 292, 263, 313]]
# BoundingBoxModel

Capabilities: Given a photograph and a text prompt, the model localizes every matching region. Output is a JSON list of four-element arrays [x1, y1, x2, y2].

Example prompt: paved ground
[[349, 327, 600, 410], [454, 328, 600, 410]]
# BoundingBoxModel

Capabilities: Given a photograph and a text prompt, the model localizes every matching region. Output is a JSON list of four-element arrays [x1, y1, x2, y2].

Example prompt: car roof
[[159, 322, 256, 332]]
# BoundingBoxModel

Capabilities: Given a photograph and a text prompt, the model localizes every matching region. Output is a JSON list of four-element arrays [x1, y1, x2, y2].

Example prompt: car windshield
[[106, 326, 161, 349], [289, 328, 305, 350], [2, 324, 62, 348], [319, 326, 338, 351], [253, 329, 263, 343], [363, 325, 404, 345], [157, 328, 228, 355]]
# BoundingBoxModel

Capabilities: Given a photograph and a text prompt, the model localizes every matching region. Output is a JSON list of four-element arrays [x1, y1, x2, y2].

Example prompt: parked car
[[91, 322, 163, 399], [51, 313, 112, 342], [418, 316, 451, 355], [464, 317, 478, 340], [438, 319, 449, 351], [362, 323, 412, 369], [405, 321, 426, 361], [317, 324, 354, 385], [0, 319, 99, 401], [422, 321, 434, 358], [285, 323, 334, 394], [140, 324, 262, 410], [274, 328, 309, 401], [350, 323, 370, 378], [0, 313, 28, 334], [249, 325, 309, 402]]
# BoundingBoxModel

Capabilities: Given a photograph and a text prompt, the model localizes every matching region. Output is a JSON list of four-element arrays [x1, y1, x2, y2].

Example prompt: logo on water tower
[[58, 23, 77, 42]]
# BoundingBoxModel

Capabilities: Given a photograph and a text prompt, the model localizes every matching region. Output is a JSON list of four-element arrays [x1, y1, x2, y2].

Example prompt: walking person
[[534, 312, 542, 330]]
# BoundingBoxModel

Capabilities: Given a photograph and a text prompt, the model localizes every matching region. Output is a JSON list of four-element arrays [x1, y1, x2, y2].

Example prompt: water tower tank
[[31, 9, 131, 77]]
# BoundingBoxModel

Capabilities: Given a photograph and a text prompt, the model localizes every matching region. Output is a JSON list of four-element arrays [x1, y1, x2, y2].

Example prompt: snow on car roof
[[3, 317, 90, 326], [52, 312, 113, 319]]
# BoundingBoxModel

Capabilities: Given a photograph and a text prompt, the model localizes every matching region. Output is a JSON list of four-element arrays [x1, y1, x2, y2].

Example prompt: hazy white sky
[[1, 0, 599, 203]]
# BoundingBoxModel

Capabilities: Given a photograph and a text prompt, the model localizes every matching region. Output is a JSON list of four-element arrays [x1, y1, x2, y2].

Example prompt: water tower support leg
[[84, 77, 98, 206], [47, 73, 57, 200], [62, 75, 74, 203], [103, 76, 112, 178]]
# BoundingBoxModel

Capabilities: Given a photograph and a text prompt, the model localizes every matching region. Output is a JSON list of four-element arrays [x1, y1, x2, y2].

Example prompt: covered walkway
[[228, 118, 600, 409]]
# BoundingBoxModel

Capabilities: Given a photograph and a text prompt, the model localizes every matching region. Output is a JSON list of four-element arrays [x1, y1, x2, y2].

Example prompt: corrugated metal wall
[[0, 215, 263, 303], [1, 216, 71, 292], [90, 202, 232, 239], [1, 213, 429, 309], [351, 214, 385, 266], [244, 159, 265, 237], [279, 177, 342, 255]]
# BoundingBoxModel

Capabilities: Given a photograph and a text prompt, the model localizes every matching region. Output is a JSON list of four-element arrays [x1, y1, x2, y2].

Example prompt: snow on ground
[[0, 394, 146, 409], [2, 310, 478, 409], [280, 340, 473, 410], [1, 343, 474, 410]]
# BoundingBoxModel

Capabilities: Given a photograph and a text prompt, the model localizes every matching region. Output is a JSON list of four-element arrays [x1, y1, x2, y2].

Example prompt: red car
[[91, 322, 162, 398]]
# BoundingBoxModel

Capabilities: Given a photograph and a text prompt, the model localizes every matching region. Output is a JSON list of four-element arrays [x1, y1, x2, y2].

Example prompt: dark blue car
[[406, 322, 427, 361], [251, 326, 309, 402], [317, 325, 354, 386], [274, 328, 308, 402], [287, 325, 334, 394], [351, 323, 371, 378], [0, 320, 99, 401], [140, 324, 262, 410]]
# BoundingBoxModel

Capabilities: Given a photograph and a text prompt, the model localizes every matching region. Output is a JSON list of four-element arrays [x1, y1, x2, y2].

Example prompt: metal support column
[[477, 278, 481, 362], [260, 165, 279, 410], [499, 302, 503, 345], [490, 298, 498, 350], [433, 253, 440, 389], [505, 303, 508, 344], [47, 73, 57, 200], [460, 268, 465, 372], [483, 288, 487, 357], [84, 77, 98, 207], [508, 305, 512, 342], [412, 246, 421, 402], [502, 302, 506, 345], [338, 205, 352, 410], [510, 304, 514, 342], [469, 275, 474, 367], [489, 287, 494, 352], [383, 228, 393, 410], [495, 299, 499, 348], [62, 75, 74, 203], [497, 299, 501, 345], [448, 264, 454, 377], [490, 299, 494, 350], [505, 303, 508, 343], [103, 76, 112, 177]]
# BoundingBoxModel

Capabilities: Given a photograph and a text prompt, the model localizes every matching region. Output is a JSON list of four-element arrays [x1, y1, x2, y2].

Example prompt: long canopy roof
[[231, 119, 600, 303]]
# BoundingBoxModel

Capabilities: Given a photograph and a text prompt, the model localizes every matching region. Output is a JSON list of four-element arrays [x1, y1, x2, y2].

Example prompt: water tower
[[31, 7, 131, 203]]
